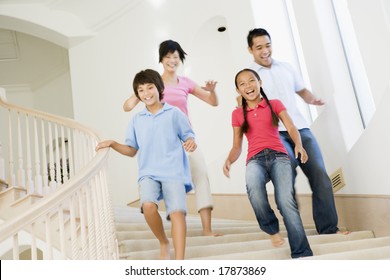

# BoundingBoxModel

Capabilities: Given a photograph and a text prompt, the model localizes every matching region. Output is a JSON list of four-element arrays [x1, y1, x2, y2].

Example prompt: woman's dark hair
[[247, 28, 271, 48], [234, 68, 279, 134], [133, 69, 164, 101], [159, 40, 187, 63]]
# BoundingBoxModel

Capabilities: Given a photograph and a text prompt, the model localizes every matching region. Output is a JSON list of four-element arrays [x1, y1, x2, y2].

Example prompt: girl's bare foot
[[159, 242, 170, 260], [270, 233, 285, 247]]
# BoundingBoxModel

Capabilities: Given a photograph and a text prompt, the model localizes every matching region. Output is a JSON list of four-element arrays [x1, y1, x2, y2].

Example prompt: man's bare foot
[[159, 242, 170, 260], [270, 233, 285, 247], [336, 230, 351, 235], [203, 230, 223, 237]]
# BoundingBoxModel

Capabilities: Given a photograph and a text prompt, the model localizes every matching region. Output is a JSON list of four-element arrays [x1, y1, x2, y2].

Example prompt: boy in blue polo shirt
[[96, 69, 196, 260]]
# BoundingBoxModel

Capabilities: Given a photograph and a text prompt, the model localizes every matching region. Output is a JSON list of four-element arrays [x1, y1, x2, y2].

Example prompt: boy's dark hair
[[133, 69, 164, 101], [159, 40, 187, 63], [247, 28, 271, 48], [234, 68, 279, 133]]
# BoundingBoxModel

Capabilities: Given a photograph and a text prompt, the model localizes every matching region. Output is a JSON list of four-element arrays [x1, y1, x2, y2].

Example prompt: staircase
[[114, 205, 390, 260], [0, 88, 118, 260]]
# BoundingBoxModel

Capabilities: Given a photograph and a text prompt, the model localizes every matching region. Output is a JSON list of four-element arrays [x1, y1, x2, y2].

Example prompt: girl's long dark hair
[[235, 68, 279, 134]]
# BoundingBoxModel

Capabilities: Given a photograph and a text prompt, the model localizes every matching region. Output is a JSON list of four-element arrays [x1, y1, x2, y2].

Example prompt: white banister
[[0, 88, 118, 260]]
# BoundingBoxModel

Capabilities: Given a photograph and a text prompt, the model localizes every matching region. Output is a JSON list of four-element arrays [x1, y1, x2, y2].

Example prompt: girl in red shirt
[[223, 68, 313, 258]]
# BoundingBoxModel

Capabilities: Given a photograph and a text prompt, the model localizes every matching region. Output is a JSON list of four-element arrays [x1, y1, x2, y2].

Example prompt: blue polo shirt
[[125, 103, 194, 192]]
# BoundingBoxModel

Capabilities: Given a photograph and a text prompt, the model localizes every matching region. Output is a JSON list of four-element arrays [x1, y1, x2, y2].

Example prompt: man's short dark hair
[[247, 28, 271, 48]]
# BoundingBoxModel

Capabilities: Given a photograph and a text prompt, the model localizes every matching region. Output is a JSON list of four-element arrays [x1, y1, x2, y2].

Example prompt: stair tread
[[116, 226, 319, 241], [191, 235, 390, 260], [305, 245, 390, 260], [119, 230, 376, 259], [118, 230, 374, 255], [115, 221, 260, 231]]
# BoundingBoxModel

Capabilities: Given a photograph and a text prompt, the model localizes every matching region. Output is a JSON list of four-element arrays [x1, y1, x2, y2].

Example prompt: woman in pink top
[[223, 68, 313, 258], [123, 40, 220, 236]]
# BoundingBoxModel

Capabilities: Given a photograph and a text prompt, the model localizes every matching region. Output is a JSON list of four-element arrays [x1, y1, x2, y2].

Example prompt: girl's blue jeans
[[245, 148, 313, 258]]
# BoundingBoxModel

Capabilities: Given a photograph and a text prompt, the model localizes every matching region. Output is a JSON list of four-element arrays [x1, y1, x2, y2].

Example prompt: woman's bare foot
[[159, 242, 170, 260], [203, 230, 223, 237], [270, 233, 285, 247]]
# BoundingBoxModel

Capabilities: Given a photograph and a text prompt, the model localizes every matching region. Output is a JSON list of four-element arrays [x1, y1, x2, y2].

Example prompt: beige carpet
[[114, 206, 390, 260]]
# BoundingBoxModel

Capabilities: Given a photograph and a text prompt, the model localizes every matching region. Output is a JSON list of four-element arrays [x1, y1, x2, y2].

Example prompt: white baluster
[[54, 125, 61, 186], [60, 126, 68, 183], [67, 128, 74, 178], [0, 141, 5, 182], [8, 109, 15, 186], [33, 117, 43, 195], [41, 120, 49, 195], [25, 114, 34, 193], [16, 112, 25, 188], [47, 123, 56, 192]]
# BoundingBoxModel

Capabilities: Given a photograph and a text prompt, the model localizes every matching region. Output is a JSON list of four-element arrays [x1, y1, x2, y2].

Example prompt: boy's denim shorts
[[139, 176, 187, 219]]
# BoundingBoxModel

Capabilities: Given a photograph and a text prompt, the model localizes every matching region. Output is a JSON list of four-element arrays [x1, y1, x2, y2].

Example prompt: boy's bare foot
[[336, 230, 351, 235], [270, 233, 285, 247], [159, 243, 170, 260]]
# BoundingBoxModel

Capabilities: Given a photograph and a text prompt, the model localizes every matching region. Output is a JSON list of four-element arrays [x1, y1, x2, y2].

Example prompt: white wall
[[291, 0, 390, 195], [343, 0, 390, 195], [33, 71, 74, 118]]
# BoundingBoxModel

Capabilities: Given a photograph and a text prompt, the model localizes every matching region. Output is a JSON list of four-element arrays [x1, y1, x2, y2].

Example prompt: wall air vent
[[330, 168, 346, 193]]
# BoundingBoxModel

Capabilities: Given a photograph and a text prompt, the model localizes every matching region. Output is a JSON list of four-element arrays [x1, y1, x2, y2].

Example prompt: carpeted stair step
[[118, 229, 371, 255], [306, 245, 390, 260], [116, 225, 314, 241], [191, 233, 389, 260], [115, 221, 259, 231], [113, 206, 389, 260], [119, 230, 375, 260], [309, 236, 390, 258]]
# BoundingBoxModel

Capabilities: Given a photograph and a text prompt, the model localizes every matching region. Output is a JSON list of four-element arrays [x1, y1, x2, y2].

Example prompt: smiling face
[[235, 70, 262, 106], [161, 50, 182, 73], [136, 83, 160, 107], [248, 35, 273, 68]]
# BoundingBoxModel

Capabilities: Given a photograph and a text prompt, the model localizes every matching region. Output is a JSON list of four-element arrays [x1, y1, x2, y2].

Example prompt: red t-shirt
[[232, 99, 288, 163]]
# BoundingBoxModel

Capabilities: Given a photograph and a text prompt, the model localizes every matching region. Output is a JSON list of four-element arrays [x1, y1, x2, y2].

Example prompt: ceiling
[[0, 0, 143, 90], [0, 0, 143, 31], [0, 28, 69, 90]]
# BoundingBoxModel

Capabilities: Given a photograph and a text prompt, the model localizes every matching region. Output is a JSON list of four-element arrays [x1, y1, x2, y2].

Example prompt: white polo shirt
[[251, 60, 309, 131]]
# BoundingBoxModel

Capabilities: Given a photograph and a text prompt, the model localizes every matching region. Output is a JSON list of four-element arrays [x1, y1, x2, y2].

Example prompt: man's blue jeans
[[245, 149, 313, 258], [279, 128, 339, 234]]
